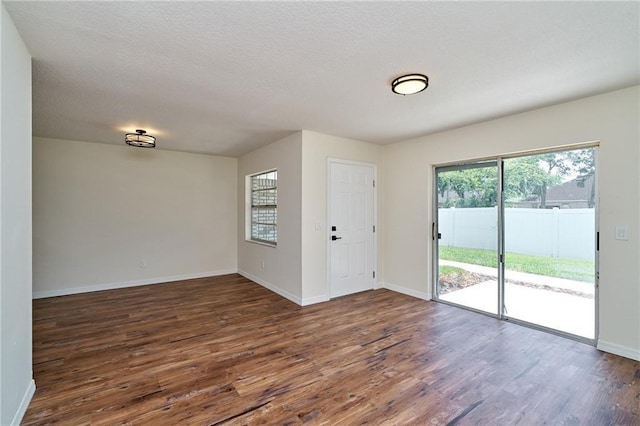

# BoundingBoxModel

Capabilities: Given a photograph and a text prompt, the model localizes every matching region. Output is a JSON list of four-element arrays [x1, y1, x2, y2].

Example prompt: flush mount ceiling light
[[125, 129, 156, 148], [391, 73, 429, 95]]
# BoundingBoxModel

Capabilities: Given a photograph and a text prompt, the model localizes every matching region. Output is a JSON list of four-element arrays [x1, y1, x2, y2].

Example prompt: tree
[[438, 148, 595, 209], [503, 155, 564, 208], [535, 153, 573, 208], [504, 149, 597, 208], [503, 156, 553, 206], [438, 166, 497, 208], [567, 148, 596, 208]]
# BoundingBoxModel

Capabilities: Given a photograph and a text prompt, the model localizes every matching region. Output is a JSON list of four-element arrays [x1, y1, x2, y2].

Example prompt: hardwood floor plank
[[23, 274, 640, 425]]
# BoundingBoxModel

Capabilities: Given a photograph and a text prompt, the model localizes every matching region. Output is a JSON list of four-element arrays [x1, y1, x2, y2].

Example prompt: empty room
[[1, 1, 639, 425]]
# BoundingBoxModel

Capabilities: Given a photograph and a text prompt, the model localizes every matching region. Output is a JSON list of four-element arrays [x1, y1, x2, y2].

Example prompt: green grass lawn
[[439, 246, 595, 283], [439, 265, 466, 275]]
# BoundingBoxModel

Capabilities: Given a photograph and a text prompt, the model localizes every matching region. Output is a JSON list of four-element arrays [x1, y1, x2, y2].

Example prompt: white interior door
[[328, 160, 375, 298]]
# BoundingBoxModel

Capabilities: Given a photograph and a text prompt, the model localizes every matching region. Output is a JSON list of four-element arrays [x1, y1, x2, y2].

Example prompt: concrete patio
[[439, 260, 595, 339]]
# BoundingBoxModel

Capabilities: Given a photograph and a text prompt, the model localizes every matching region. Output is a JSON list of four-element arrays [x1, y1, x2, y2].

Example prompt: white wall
[[384, 86, 640, 360], [300, 131, 384, 304], [237, 132, 303, 304], [237, 130, 384, 306], [0, 5, 35, 424], [33, 138, 237, 297]]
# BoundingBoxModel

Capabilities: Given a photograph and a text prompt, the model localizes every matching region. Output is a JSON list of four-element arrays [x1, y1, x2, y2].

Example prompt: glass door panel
[[435, 162, 499, 315], [502, 148, 596, 339]]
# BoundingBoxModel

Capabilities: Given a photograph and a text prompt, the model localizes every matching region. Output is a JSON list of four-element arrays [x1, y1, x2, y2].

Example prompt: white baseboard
[[597, 339, 640, 361], [301, 295, 329, 306], [32, 269, 238, 299], [380, 282, 430, 301], [11, 379, 35, 426], [238, 270, 303, 306]]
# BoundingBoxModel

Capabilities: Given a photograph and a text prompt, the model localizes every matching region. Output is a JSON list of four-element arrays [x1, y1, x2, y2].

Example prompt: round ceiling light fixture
[[125, 129, 156, 148], [391, 73, 429, 95]]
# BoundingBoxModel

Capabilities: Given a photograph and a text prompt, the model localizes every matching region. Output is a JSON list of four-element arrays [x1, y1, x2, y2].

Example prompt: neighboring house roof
[[521, 175, 594, 203], [545, 175, 594, 203]]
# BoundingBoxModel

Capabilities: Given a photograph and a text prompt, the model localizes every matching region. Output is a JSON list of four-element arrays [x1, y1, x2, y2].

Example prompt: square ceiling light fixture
[[391, 73, 429, 95], [125, 129, 156, 148]]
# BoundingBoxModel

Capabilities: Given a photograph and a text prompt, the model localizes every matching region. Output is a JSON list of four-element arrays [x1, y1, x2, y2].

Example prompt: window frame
[[246, 169, 278, 247]]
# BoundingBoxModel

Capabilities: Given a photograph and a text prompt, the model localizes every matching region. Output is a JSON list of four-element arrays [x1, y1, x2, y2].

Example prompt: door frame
[[326, 158, 377, 299], [432, 143, 600, 344]]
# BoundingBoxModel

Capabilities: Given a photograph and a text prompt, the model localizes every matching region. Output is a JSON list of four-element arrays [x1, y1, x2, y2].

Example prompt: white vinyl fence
[[438, 207, 595, 261]]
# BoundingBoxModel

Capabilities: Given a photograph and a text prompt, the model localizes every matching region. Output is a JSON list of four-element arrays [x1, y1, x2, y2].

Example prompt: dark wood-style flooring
[[24, 274, 639, 425]]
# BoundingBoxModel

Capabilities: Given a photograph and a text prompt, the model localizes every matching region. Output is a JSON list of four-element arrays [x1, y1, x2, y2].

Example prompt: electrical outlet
[[140, 259, 147, 268], [260, 260, 265, 269]]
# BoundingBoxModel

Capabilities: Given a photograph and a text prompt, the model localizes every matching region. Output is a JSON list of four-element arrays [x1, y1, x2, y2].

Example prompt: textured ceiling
[[4, 1, 639, 157]]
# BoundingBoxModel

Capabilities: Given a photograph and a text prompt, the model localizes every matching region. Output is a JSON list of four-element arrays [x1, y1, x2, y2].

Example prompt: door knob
[[331, 235, 342, 241]]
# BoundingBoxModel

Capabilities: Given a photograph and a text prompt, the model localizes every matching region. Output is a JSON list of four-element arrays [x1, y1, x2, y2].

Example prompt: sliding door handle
[[432, 223, 442, 240]]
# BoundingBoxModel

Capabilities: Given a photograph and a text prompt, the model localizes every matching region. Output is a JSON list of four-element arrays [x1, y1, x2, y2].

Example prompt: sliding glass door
[[435, 162, 499, 316], [434, 146, 598, 342], [502, 148, 597, 339]]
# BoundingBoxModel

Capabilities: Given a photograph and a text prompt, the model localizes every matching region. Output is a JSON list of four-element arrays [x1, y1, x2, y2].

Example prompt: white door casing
[[328, 160, 375, 298]]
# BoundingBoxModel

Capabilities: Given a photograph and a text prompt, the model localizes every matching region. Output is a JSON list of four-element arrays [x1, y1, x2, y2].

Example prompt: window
[[249, 170, 277, 245]]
